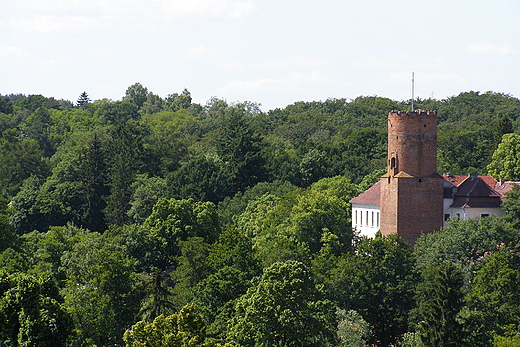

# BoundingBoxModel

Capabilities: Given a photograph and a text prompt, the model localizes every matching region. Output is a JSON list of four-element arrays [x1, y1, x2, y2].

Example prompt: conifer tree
[[416, 262, 465, 347], [76, 91, 91, 108]]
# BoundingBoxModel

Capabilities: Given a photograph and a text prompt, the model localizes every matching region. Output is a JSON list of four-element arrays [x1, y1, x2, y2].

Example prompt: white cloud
[[0, 44, 29, 58], [179, 46, 219, 59], [217, 78, 278, 94], [217, 71, 336, 96], [219, 61, 245, 72], [9, 15, 113, 33], [287, 71, 336, 85], [467, 42, 517, 55], [388, 70, 468, 86], [353, 54, 445, 71], [155, 0, 256, 19], [255, 56, 333, 71]]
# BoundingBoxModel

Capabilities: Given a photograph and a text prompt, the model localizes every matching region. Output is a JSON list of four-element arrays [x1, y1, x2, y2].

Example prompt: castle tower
[[380, 110, 444, 244]]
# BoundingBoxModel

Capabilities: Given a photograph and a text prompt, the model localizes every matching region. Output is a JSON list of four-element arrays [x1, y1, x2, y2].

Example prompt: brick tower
[[380, 110, 444, 244]]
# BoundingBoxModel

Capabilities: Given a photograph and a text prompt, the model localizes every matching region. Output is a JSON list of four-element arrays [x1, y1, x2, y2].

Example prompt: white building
[[350, 173, 515, 238]]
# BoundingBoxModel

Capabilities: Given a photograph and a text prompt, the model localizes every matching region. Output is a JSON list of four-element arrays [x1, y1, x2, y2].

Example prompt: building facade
[[350, 110, 514, 243]]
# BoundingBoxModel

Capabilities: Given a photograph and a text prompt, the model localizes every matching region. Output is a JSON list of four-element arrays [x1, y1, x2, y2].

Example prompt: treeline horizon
[[1, 84, 520, 346]]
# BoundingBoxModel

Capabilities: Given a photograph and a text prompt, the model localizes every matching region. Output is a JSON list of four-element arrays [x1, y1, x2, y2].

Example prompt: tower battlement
[[386, 110, 438, 178], [389, 110, 437, 117]]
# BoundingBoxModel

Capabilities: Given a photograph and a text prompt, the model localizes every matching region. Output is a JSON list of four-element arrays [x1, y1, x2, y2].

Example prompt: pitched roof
[[442, 173, 497, 188], [350, 174, 504, 208], [349, 180, 381, 205], [449, 175, 502, 208], [455, 175, 500, 198], [494, 180, 520, 199]]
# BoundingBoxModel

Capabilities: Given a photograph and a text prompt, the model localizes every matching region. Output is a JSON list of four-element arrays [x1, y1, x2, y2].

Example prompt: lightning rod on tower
[[411, 72, 415, 111]]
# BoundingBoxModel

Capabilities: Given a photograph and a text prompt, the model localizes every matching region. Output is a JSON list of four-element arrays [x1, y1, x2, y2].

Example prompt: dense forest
[[1, 84, 520, 346]]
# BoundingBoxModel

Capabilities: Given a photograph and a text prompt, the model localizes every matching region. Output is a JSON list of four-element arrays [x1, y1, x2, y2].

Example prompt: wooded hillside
[[1, 86, 520, 346]]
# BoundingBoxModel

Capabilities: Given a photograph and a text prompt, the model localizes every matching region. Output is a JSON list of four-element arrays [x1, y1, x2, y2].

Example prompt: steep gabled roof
[[349, 180, 381, 205], [442, 173, 497, 188], [455, 175, 500, 198], [450, 175, 502, 208], [494, 180, 520, 199], [350, 174, 505, 208]]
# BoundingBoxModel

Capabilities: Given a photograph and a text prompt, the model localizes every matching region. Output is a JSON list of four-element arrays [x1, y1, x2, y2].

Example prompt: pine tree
[[417, 262, 465, 347], [76, 91, 91, 108], [80, 134, 109, 231]]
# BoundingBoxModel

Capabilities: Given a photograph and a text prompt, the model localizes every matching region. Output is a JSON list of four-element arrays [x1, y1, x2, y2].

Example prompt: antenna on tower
[[411, 72, 415, 111]]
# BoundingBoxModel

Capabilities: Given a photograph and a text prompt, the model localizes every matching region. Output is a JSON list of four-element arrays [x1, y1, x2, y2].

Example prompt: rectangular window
[[366, 211, 369, 226], [456, 213, 461, 220], [354, 210, 358, 225], [376, 212, 380, 227], [371, 211, 374, 227], [481, 214, 489, 218], [444, 214, 450, 221]]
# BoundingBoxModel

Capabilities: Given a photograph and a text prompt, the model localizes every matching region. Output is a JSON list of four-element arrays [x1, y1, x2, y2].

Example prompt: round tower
[[380, 110, 443, 244], [387, 110, 438, 177]]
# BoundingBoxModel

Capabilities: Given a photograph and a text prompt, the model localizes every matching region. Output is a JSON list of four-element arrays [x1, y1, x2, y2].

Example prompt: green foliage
[[21, 224, 87, 283], [144, 198, 220, 261], [228, 260, 337, 346], [397, 332, 425, 347], [20, 107, 54, 157], [494, 326, 520, 347], [214, 107, 266, 193], [236, 176, 357, 267], [460, 251, 520, 346], [141, 110, 194, 175], [218, 180, 296, 228], [0, 248, 28, 274], [1, 88, 520, 346], [61, 231, 141, 346], [9, 176, 46, 233], [124, 303, 208, 347], [0, 272, 73, 346], [494, 114, 514, 149], [76, 91, 91, 108], [437, 125, 493, 174], [502, 185, 520, 228], [0, 129, 49, 198], [95, 99, 140, 125], [0, 95, 14, 114], [315, 235, 417, 346], [336, 308, 371, 347], [436, 91, 520, 126], [104, 121, 147, 226], [414, 217, 519, 274], [416, 262, 465, 347], [487, 133, 520, 179], [0, 196, 16, 252], [137, 269, 176, 322], [167, 155, 233, 203], [124, 82, 149, 109], [165, 89, 192, 112], [127, 175, 167, 224], [339, 128, 387, 183], [141, 92, 164, 115]]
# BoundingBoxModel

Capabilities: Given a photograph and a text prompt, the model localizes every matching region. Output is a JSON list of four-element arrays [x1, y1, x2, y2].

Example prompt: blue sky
[[1, 0, 519, 111]]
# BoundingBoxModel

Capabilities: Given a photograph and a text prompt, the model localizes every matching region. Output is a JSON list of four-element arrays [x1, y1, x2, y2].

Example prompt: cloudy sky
[[1, 0, 519, 110]]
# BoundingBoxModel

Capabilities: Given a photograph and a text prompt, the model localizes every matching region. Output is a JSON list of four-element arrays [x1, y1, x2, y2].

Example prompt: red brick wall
[[380, 110, 443, 244], [386, 110, 438, 177]]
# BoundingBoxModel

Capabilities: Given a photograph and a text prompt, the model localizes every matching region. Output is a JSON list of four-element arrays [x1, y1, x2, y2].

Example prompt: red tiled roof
[[349, 180, 381, 205], [442, 174, 467, 187], [455, 176, 500, 198], [494, 180, 520, 199], [442, 174, 497, 188], [351, 174, 505, 207]]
